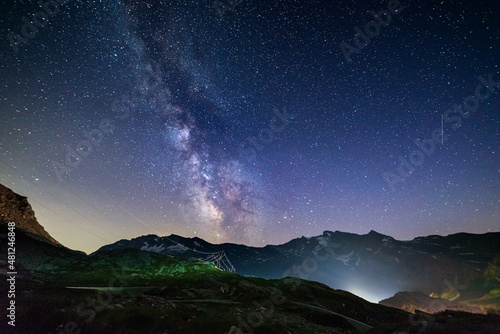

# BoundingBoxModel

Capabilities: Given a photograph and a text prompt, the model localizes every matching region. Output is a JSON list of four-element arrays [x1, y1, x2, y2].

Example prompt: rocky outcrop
[[379, 291, 487, 314], [0, 183, 61, 246]]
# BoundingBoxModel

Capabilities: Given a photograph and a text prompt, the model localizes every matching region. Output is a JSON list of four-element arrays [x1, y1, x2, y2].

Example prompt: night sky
[[0, 0, 499, 254]]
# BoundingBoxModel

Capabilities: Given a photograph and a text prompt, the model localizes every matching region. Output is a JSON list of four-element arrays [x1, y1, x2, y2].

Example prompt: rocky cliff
[[0, 183, 61, 246]]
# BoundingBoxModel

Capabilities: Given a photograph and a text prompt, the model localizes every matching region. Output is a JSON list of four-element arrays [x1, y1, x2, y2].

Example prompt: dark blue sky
[[0, 0, 498, 253]]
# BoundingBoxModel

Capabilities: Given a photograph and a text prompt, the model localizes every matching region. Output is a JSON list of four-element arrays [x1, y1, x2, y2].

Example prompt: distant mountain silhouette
[[95, 229, 500, 304]]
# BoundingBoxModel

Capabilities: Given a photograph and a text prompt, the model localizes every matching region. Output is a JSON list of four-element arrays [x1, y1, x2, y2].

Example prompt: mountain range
[[1, 182, 499, 333], [94, 229, 500, 306]]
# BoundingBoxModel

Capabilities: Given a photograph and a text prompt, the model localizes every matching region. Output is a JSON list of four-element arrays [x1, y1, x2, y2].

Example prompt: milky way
[[0, 0, 498, 253], [114, 1, 264, 244]]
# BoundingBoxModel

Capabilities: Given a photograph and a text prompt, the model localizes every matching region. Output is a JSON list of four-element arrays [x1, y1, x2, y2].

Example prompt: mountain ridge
[[0, 183, 61, 247], [94, 228, 499, 254], [94, 229, 500, 304]]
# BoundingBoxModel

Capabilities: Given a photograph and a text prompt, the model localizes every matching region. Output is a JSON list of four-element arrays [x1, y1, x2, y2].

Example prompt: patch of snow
[[141, 242, 165, 253], [333, 250, 355, 265], [194, 241, 201, 247], [317, 236, 328, 247], [382, 237, 394, 247], [450, 245, 463, 250], [166, 244, 187, 253]]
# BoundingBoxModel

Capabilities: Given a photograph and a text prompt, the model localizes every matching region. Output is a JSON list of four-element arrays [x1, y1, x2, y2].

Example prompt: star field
[[0, 0, 498, 253]]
